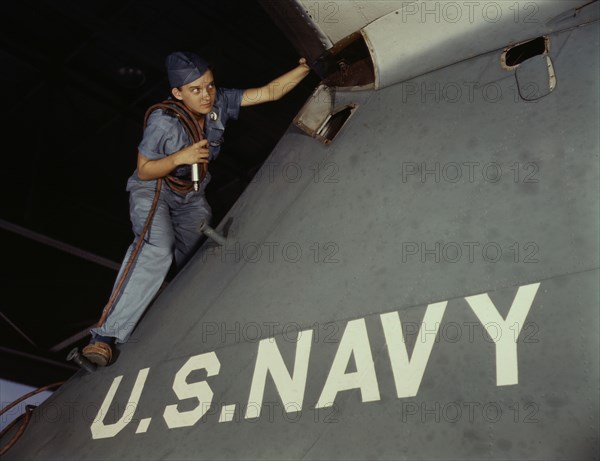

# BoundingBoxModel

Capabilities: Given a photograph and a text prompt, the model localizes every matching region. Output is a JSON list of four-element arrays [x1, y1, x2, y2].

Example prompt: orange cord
[[0, 382, 64, 456]]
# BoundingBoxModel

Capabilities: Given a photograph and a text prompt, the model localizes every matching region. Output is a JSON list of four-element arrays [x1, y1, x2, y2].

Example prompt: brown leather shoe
[[82, 341, 113, 367]]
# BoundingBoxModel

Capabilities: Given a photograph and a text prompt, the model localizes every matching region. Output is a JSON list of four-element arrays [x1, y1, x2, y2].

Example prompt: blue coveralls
[[92, 88, 243, 343]]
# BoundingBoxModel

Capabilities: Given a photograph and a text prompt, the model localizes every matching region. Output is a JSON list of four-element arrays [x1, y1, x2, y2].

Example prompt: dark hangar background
[[0, 0, 319, 387]]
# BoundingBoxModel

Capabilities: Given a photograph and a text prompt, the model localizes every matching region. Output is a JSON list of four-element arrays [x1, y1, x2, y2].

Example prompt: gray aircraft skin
[[2, 1, 599, 459]]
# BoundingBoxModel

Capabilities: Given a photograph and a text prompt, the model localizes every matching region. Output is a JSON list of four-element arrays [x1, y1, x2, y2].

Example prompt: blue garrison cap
[[165, 51, 210, 88]]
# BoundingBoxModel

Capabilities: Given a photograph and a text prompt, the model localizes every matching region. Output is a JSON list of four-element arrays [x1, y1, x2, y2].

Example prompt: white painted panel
[[362, 0, 595, 88], [299, 0, 405, 43]]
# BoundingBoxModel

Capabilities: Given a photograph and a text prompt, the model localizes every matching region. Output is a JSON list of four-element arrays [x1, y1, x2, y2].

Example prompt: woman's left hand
[[298, 57, 310, 70]]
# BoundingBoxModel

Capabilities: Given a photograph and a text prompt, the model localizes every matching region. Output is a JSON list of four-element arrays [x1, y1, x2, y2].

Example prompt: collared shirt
[[131, 87, 243, 188]]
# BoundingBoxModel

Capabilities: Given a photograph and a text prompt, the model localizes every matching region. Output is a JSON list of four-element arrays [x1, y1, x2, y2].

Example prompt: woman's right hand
[[137, 140, 210, 181], [175, 140, 210, 165]]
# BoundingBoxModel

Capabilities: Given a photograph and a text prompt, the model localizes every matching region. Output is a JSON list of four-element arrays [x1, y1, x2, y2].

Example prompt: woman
[[83, 51, 310, 366]]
